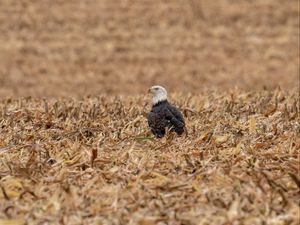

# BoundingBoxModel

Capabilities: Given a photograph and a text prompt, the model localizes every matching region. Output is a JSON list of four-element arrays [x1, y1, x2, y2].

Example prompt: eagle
[[147, 85, 186, 138]]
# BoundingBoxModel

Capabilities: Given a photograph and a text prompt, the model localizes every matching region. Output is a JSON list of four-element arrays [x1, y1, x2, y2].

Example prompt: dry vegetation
[[0, 0, 299, 224], [0, 0, 299, 97], [0, 89, 299, 224]]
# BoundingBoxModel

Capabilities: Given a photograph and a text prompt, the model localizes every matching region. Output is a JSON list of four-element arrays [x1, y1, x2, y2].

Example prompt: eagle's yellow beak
[[148, 88, 152, 94]]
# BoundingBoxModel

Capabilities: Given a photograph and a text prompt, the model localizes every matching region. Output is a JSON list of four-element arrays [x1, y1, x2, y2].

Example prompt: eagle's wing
[[147, 111, 166, 137], [165, 105, 185, 128]]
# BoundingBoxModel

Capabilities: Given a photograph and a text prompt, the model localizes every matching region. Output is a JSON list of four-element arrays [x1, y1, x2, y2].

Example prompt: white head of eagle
[[149, 85, 168, 105], [147, 85, 186, 138]]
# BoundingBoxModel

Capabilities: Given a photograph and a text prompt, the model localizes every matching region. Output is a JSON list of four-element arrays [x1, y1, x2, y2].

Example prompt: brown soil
[[0, 0, 299, 97]]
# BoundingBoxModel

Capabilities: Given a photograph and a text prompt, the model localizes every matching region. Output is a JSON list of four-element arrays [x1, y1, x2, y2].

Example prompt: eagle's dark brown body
[[147, 100, 185, 138]]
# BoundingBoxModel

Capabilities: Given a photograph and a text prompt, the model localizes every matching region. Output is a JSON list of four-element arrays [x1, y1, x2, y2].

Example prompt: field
[[0, 90, 299, 225], [0, 0, 299, 225], [0, 0, 299, 97]]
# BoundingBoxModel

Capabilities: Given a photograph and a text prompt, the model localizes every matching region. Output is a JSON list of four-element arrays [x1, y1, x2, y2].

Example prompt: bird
[[147, 85, 185, 138]]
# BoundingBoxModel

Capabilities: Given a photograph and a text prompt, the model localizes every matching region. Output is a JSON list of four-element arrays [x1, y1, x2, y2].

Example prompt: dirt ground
[[0, 0, 299, 97]]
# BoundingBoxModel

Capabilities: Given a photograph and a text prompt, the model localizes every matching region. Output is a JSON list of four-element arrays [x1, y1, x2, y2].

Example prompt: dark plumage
[[147, 85, 185, 138], [148, 100, 185, 138]]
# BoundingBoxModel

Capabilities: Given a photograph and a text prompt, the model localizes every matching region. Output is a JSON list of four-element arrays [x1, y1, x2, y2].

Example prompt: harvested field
[[0, 0, 299, 224], [0, 89, 299, 224], [0, 0, 299, 97]]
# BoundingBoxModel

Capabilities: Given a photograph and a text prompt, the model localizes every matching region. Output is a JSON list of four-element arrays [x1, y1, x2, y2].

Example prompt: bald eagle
[[147, 85, 185, 138]]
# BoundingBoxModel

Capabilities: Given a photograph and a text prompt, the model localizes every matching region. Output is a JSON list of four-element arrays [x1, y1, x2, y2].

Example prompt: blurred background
[[0, 0, 298, 97]]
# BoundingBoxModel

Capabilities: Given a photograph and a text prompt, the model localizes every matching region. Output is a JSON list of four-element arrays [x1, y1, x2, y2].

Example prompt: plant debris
[[0, 89, 299, 224]]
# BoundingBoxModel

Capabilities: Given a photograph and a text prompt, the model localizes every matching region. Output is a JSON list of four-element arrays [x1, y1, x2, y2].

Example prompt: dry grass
[[0, 89, 299, 224]]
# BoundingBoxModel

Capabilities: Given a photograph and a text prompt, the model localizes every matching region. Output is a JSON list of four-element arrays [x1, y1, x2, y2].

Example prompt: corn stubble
[[0, 89, 299, 225]]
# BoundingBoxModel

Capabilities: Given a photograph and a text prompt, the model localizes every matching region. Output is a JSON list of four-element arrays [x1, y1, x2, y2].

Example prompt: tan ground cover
[[0, 0, 299, 224], [0, 89, 299, 224], [0, 0, 298, 97]]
